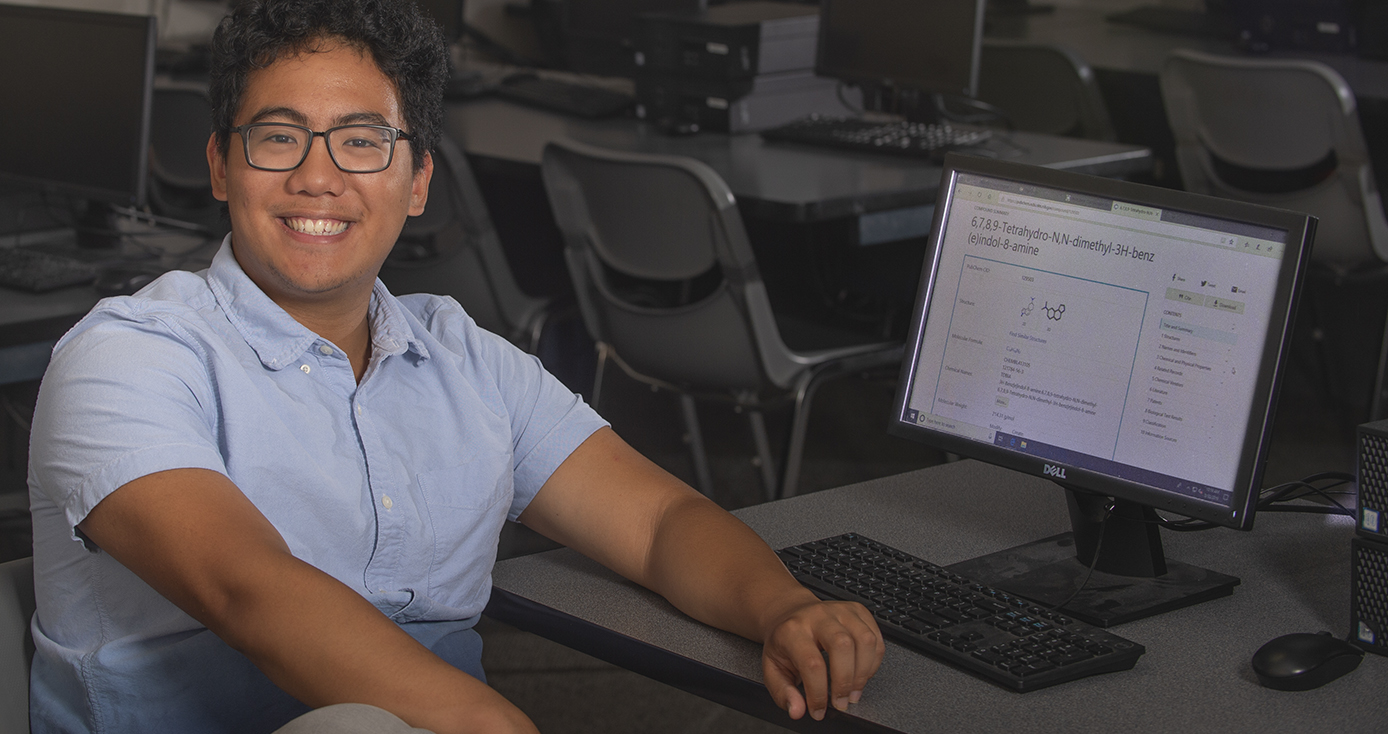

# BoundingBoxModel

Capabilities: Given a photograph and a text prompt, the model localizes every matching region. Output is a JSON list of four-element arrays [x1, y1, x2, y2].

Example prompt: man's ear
[[207, 133, 228, 202], [409, 151, 433, 217]]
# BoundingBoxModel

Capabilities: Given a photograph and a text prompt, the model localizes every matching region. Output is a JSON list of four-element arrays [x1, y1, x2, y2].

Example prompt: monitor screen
[[0, 5, 154, 209], [816, 0, 986, 97], [890, 154, 1314, 625], [0, 4, 155, 209]]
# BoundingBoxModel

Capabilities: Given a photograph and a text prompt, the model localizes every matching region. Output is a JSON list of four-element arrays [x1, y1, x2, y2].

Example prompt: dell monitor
[[890, 154, 1314, 626], [816, 0, 987, 99], [0, 4, 156, 212]]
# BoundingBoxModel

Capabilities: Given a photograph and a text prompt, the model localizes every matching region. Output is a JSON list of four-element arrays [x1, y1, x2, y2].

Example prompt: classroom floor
[[0, 273, 1370, 732]]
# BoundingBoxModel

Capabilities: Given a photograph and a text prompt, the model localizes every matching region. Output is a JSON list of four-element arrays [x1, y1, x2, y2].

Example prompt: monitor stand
[[76, 201, 121, 250], [946, 487, 1239, 627]]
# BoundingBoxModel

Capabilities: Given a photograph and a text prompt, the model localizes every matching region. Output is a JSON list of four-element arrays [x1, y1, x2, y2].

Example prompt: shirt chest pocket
[[415, 445, 513, 512]]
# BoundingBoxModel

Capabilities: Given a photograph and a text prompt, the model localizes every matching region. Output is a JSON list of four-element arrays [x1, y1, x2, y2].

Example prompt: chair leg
[[679, 394, 715, 497], [747, 409, 778, 503], [590, 342, 609, 411], [779, 371, 826, 500]]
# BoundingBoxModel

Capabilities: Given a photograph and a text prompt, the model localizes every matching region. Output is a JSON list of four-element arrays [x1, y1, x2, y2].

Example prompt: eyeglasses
[[230, 122, 415, 173]]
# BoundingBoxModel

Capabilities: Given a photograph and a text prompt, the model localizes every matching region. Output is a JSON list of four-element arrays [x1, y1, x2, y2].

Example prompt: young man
[[25, 1, 883, 733]]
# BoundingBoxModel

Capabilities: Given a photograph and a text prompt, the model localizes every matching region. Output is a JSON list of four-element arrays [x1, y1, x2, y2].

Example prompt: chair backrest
[[540, 140, 804, 392], [147, 81, 223, 229], [0, 556, 34, 734], [379, 136, 550, 349], [976, 40, 1116, 141], [149, 81, 214, 190], [1160, 48, 1388, 264]]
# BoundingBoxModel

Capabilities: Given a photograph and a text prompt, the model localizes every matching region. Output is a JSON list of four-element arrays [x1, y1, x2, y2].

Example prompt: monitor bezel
[[0, 4, 156, 209], [814, 0, 987, 98], [889, 154, 1315, 531]]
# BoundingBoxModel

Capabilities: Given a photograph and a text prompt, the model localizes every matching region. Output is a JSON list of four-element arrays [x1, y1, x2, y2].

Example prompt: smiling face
[[208, 40, 432, 313]]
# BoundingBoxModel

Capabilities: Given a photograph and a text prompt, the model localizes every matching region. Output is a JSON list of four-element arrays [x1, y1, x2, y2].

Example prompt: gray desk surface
[[990, 6, 1388, 100], [0, 284, 99, 383], [488, 459, 1383, 734], [447, 99, 1151, 223]]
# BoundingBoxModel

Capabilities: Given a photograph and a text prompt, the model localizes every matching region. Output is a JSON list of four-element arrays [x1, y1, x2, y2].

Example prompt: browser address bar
[[995, 192, 1238, 249]]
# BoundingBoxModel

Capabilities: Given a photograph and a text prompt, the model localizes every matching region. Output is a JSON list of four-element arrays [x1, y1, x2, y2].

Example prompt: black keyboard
[[760, 116, 992, 159], [0, 247, 98, 292], [492, 74, 634, 119], [1105, 6, 1224, 37], [777, 533, 1145, 692]]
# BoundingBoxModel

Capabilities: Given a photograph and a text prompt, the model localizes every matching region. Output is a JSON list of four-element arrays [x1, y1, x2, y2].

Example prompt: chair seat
[[1, 556, 35, 734]]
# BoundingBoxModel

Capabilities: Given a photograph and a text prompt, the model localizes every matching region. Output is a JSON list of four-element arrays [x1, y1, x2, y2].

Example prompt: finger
[[820, 625, 861, 712], [779, 635, 830, 720], [762, 657, 807, 720], [847, 604, 885, 700]]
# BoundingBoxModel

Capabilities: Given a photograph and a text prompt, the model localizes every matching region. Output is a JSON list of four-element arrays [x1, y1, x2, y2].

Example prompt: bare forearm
[[81, 469, 535, 734], [209, 556, 533, 734], [640, 493, 819, 643]]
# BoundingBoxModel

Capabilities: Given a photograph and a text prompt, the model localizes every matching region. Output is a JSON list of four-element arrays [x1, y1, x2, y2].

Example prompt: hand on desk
[[761, 595, 885, 721]]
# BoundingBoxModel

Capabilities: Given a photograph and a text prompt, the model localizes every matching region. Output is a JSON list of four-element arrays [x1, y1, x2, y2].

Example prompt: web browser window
[[904, 172, 1289, 506]]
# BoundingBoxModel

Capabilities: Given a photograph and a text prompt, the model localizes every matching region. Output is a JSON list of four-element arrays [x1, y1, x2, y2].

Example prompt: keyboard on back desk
[[491, 73, 634, 119], [0, 247, 99, 292], [777, 533, 1144, 692], [760, 116, 993, 158]]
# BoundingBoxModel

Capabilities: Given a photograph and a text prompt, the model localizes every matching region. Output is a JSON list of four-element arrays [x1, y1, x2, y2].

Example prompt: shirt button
[[382, 495, 393, 510], [300, 365, 311, 374], [319, 344, 333, 355], [356, 405, 363, 416]]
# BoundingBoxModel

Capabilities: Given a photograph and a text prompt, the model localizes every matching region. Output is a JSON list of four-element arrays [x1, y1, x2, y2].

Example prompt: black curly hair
[[209, 0, 449, 171]]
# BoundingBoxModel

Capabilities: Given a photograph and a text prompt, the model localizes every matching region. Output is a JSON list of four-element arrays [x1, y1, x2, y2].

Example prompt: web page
[[905, 174, 1288, 502]]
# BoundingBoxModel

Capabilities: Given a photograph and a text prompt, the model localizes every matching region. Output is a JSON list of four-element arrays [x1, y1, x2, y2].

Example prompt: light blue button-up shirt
[[26, 238, 606, 733]]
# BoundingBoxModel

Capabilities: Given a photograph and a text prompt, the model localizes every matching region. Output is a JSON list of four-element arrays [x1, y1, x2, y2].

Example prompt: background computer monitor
[[0, 4, 156, 211], [413, 0, 464, 44], [890, 154, 1314, 626], [562, 0, 705, 76], [816, 0, 986, 99]]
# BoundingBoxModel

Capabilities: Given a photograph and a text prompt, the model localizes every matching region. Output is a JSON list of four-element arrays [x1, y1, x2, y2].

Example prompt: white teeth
[[285, 217, 349, 236]]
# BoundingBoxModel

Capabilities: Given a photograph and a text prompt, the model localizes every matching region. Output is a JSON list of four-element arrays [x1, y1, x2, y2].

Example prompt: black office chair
[[541, 139, 902, 500], [380, 136, 552, 352], [975, 40, 1117, 141], [147, 80, 223, 230], [0, 556, 33, 734], [1160, 49, 1388, 419]]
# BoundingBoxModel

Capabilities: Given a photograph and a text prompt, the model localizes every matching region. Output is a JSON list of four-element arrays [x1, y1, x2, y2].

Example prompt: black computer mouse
[[1251, 632, 1364, 691]]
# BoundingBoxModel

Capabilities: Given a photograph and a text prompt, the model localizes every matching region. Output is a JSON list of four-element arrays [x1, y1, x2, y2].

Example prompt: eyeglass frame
[[229, 122, 416, 174]]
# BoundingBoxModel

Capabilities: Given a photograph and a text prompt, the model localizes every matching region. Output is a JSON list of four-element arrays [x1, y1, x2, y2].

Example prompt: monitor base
[[947, 533, 1240, 627]]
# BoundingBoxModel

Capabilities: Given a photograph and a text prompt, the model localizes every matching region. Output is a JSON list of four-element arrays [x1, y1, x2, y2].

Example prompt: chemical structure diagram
[[1020, 297, 1035, 318], [1042, 301, 1065, 321]]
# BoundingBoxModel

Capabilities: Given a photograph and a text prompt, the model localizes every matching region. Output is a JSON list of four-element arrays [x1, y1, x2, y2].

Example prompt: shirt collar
[[206, 235, 430, 370]]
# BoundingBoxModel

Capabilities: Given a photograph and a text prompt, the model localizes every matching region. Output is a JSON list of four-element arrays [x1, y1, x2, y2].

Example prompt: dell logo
[[1043, 464, 1067, 479]]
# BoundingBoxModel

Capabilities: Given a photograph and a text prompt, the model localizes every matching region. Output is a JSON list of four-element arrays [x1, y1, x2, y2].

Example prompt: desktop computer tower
[[633, 69, 856, 133], [634, 1, 820, 79], [1352, 420, 1388, 655], [1357, 419, 1388, 542], [631, 2, 848, 132], [1228, 0, 1358, 54], [1351, 536, 1388, 655]]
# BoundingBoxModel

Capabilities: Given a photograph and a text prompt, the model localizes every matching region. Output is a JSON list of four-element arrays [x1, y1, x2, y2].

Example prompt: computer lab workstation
[[1, 0, 1386, 732], [460, 1, 1388, 732]]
